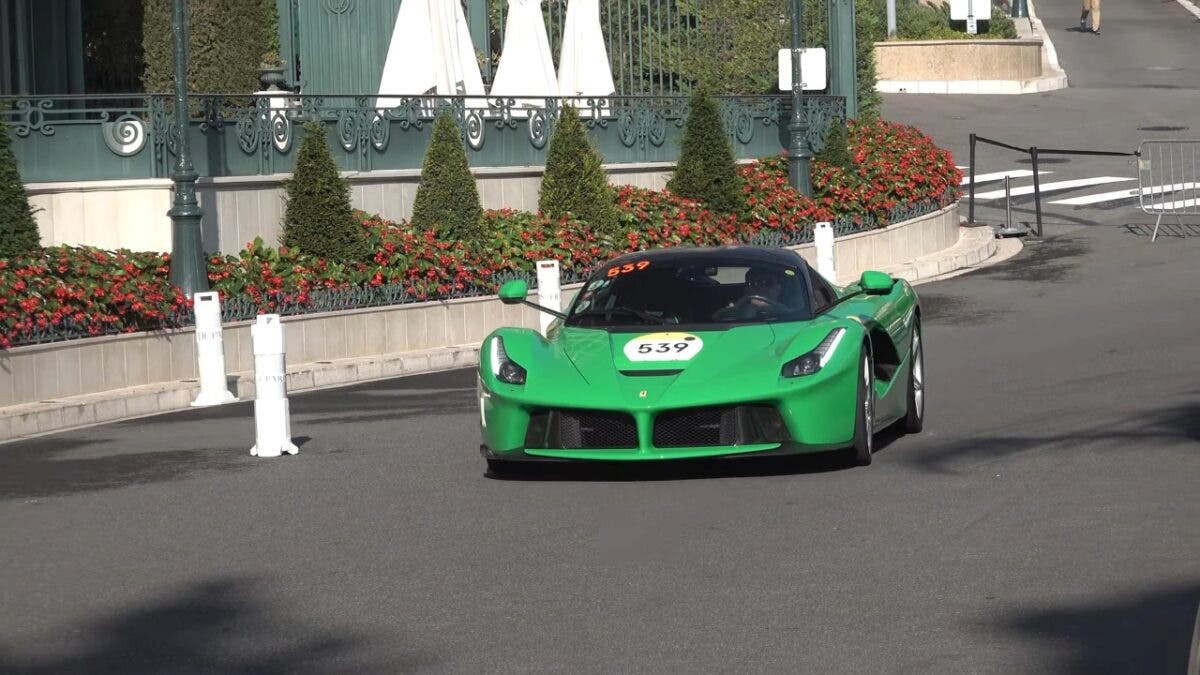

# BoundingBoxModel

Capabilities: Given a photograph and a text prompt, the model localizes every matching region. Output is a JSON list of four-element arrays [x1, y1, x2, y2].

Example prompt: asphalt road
[[2, 0, 1199, 672]]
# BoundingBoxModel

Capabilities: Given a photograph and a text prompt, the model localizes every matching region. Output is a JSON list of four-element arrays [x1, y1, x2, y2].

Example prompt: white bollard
[[190, 292, 238, 407], [249, 314, 298, 458], [536, 260, 561, 337], [814, 221, 837, 284]]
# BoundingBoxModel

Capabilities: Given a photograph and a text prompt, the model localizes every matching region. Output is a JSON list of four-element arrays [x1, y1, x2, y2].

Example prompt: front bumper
[[478, 368, 860, 462], [479, 440, 851, 463]]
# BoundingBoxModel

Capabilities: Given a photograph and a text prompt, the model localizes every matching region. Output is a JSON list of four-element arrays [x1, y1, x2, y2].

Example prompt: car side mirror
[[860, 270, 895, 294], [498, 279, 529, 305]]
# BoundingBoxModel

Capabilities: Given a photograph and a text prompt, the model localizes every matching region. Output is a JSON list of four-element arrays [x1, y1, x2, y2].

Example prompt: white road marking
[[960, 169, 1051, 186], [973, 176, 1134, 200], [1144, 196, 1200, 211], [1049, 181, 1200, 205]]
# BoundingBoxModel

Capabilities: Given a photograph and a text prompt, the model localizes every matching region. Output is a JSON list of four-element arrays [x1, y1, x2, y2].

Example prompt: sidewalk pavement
[[0, 223, 1015, 445]]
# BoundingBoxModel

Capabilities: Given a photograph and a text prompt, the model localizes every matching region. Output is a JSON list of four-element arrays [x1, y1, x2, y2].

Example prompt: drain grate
[[1138, 125, 1189, 131]]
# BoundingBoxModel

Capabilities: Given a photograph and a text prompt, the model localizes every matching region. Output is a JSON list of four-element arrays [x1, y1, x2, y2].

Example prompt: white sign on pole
[[777, 48, 828, 92], [951, 0, 980, 32], [190, 292, 238, 407], [535, 260, 561, 337]]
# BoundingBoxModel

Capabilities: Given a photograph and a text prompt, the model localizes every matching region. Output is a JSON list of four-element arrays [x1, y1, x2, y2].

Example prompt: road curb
[[878, 225, 1003, 286]]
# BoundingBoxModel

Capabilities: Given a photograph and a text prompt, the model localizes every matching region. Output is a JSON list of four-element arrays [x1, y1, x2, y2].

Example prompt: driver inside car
[[713, 267, 795, 321]]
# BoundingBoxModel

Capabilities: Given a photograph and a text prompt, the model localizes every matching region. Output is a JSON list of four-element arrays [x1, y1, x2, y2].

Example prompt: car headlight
[[781, 328, 846, 378], [489, 336, 527, 385]]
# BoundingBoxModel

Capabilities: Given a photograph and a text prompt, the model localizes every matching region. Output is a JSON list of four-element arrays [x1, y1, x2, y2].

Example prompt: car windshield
[[565, 254, 814, 328]]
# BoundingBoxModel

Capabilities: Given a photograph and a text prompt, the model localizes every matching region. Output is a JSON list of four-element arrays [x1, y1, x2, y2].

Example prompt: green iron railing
[[1, 92, 845, 183]]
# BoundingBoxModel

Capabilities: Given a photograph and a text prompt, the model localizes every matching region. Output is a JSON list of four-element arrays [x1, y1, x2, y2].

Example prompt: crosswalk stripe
[[1145, 197, 1200, 211], [960, 169, 1050, 186], [973, 176, 1134, 200], [1049, 181, 1200, 206]]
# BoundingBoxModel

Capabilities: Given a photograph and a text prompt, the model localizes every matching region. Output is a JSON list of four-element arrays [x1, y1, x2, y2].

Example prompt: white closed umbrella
[[489, 0, 558, 118], [557, 0, 615, 116], [377, 0, 486, 112], [429, 0, 486, 99], [377, 0, 437, 109]]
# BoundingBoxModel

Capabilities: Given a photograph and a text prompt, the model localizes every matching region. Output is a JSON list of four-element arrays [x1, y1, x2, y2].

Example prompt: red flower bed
[[0, 119, 960, 349]]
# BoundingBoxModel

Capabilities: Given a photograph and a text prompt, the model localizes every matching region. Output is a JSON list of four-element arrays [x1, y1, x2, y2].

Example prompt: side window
[[810, 272, 837, 311]]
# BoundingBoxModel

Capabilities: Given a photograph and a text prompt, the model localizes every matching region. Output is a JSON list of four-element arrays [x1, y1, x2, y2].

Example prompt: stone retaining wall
[[874, 39, 1044, 81]]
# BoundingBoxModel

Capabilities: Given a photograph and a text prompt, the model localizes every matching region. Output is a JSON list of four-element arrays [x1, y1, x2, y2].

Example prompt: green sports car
[[477, 246, 924, 472]]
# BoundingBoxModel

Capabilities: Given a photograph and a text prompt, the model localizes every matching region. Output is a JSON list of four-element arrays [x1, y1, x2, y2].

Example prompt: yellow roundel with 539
[[623, 332, 705, 362]]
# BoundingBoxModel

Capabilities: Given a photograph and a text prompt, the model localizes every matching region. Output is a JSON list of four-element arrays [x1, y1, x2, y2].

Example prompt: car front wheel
[[851, 346, 875, 466]]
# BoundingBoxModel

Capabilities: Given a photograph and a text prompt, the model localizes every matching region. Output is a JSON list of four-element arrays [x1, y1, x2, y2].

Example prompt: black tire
[[851, 346, 875, 466], [904, 319, 925, 434]]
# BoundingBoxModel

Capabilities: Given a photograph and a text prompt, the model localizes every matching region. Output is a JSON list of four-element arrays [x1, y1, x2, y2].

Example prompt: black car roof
[[601, 245, 811, 270]]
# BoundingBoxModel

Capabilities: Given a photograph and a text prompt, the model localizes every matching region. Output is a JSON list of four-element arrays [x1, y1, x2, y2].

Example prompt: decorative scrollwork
[[101, 114, 147, 156], [370, 112, 388, 152], [464, 110, 484, 150], [722, 100, 756, 145], [271, 111, 292, 153], [236, 99, 269, 155], [324, 0, 354, 13], [527, 100, 557, 149], [13, 99, 55, 137], [490, 98, 518, 130], [617, 101, 668, 149], [801, 96, 846, 154]]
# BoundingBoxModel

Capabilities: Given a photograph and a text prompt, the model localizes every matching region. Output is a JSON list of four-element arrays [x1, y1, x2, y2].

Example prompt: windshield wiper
[[571, 305, 671, 324]]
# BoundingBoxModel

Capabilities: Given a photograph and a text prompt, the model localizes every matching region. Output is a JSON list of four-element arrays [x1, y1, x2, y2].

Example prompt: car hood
[[544, 320, 844, 408]]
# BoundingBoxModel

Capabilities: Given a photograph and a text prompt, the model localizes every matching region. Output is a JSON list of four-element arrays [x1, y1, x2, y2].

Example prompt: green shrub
[[0, 119, 40, 259], [814, 116, 853, 170], [281, 121, 367, 261], [411, 112, 485, 240], [538, 105, 620, 235], [142, 0, 275, 93], [860, 0, 1017, 42], [667, 84, 744, 214]]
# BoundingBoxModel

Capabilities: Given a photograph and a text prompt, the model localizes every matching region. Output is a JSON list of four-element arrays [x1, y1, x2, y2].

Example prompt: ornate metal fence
[[1, 92, 845, 183]]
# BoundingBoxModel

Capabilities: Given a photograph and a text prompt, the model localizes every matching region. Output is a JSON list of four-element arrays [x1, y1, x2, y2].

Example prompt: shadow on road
[[987, 579, 1200, 674], [901, 401, 1200, 475], [0, 576, 433, 674], [0, 436, 257, 502]]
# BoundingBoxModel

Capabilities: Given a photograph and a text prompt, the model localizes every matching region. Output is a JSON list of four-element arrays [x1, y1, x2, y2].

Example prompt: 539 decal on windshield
[[623, 332, 705, 362], [607, 260, 651, 277]]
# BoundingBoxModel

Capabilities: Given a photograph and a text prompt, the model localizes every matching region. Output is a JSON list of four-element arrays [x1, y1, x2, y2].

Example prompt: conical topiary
[[281, 120, 368, 261], [538, 104, 620, 235], [0, 118, 40, 258], [667, 84, 743, 215], [410, 111, 484, 241], [815, 116, 853, 171]]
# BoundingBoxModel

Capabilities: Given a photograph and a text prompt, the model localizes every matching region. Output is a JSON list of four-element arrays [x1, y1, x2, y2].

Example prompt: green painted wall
[[293, 0, 403, 95]]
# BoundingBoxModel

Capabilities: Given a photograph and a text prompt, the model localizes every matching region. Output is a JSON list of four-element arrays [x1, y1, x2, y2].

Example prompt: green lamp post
[[167, 0, 209, 296], [787, 0, 813, 196]]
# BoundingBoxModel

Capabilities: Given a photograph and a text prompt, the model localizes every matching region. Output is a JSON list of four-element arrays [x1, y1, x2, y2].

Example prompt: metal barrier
[[1138, 140, 1200, 242], [968, 133, 1139, 237]]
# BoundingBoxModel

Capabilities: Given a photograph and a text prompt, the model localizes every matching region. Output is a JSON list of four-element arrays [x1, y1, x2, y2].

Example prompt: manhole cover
[[1144, 66, 1183, 71], [1138, 125, 1189, 131]]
